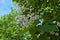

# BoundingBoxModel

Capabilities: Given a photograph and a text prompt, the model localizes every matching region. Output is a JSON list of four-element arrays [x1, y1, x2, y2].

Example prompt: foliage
[[12, 0, 60, 40], [0, 9, 22, 40], [0, 0, 60, 40]]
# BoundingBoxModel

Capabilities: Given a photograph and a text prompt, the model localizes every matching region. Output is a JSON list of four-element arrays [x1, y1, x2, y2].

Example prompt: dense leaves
[[0, 9, 22, 40], [12, 0, 60, 40], [0, 0, 60, 40]]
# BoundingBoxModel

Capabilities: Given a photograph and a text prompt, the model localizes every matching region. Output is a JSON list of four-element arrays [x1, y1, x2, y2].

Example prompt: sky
[[0, 0, 15, 17]]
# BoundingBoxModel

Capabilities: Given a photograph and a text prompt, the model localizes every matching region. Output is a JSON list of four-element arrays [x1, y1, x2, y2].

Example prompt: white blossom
[[55, 32, 59, 36], [57, 22, 60, 26], [37, 34, 40, 38], [15, 13, 40, 27], [47, 0, 49, 2], [52, 21, 56, 24]]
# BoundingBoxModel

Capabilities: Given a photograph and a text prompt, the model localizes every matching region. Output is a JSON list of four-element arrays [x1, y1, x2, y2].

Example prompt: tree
[[0, 9, 22, 40], [12, 0, 60, 40]]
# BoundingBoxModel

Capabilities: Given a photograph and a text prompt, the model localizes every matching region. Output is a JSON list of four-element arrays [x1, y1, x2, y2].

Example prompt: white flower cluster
[[57, 22, 60, 26], [15, 13, 40, 27], [15, 0, 41, 27], [20, 5, 34, 14], [18, 0, 35, 14]]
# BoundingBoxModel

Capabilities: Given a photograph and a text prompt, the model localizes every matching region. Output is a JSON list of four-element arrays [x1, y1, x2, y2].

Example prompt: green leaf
[[39, 24, 59, 32]]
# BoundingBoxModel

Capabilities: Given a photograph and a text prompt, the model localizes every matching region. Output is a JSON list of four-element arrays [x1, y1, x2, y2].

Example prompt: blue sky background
[[0, 0, 15, 17]]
